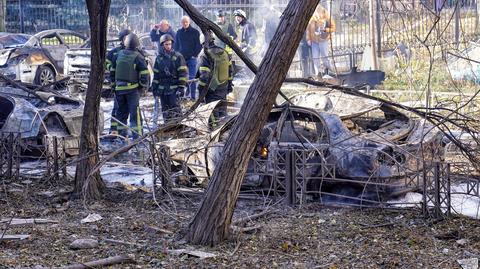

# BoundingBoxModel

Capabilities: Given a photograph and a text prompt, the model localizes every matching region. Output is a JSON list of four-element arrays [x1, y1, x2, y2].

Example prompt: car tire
[[34, 65, 56, 86]]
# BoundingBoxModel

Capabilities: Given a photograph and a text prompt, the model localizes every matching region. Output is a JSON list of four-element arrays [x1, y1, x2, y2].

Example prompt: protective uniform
[[215, 10, 237, 54], [152, 34, 188, 123], [105, 29, 131, 134], [233, 9, 257, 59], [197, 40, 233, 123], [110, 33, 149, 139]]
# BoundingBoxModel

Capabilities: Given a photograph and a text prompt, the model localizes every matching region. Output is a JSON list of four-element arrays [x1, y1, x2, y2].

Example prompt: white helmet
[[233, 9, 247, 19]]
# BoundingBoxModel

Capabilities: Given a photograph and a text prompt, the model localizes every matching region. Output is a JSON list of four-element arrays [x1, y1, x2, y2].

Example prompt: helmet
[[124, 33, 140, 50], [217, 10, 226, 17], [118, 29, 131, 42], [233, 9, 247, 19], [160, 34, 174, 45]]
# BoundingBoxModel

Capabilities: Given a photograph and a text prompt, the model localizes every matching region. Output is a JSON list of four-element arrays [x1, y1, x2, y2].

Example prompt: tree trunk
[[74, 0, 110, 200], [185, 0, 320, 246], [0, 0, 6, 32]]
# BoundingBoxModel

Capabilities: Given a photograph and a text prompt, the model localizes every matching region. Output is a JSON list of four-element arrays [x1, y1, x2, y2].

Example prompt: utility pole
[[369, 0, 378, 69], [0, 0, 5, 32]]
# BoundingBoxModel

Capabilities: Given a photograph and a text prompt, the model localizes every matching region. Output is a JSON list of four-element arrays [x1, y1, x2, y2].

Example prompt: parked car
[[0, 85, 103, 155], [64, 33, 156, 95], [0, 29, 87, 86]]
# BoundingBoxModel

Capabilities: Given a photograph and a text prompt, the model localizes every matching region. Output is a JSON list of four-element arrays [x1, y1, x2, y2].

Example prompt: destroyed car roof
[[285, 91, 382, 119]]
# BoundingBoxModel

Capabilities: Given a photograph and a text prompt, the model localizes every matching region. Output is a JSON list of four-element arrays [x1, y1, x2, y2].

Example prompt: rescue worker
[[110, 33, 149, 139], [105, 29, 131, 135], [215, 10, 237, 53], [233, 9, 257, 60], [151, 34, 188, 123], [197, 36, 233, 123]]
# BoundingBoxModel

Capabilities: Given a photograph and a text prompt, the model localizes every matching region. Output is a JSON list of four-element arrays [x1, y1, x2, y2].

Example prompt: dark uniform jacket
[[239, 19, 257, 54], [152, 48, 188, 96]]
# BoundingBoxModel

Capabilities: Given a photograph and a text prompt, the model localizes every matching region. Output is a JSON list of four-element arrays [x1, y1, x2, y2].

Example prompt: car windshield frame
[[0, 34, 31, 49]]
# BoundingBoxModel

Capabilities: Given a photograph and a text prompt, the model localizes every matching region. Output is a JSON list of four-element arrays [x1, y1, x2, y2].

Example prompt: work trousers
[[110, 94, 119, 133], [311, 40, 331, 75], [186, 57, 198, 99], [155, 93, 180, 123], [115, 89, 142, 139]]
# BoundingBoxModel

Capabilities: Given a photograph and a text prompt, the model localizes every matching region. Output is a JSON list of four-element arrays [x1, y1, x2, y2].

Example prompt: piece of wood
[[231, 225, 262, 234], [144, 225, 174, 234], [0, 218, 58, 226], [49, 254, 135, 269], [232, 210, 275, 226], [0, 234, 31, 241]]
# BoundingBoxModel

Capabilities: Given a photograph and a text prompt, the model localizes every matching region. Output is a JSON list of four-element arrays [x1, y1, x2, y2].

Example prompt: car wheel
[[35, 65, 56, 86]]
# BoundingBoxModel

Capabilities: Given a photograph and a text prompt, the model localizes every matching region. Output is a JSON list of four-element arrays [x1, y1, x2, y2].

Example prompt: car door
[[40, 33, 68, 73]]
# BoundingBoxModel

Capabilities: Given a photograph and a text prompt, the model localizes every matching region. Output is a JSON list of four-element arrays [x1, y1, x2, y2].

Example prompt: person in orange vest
[[306, 5, 336, 77]]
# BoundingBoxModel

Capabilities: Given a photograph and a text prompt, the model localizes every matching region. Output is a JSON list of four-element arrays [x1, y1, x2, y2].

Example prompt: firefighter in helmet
[[106, 29, 131, 135], [151, 34, 188, 123], [197, 35, 233, 123], [110, 33, 149, 139]]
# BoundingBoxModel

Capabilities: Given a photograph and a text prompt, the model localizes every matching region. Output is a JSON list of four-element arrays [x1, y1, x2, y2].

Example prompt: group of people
[[105, 5, 335, 140]]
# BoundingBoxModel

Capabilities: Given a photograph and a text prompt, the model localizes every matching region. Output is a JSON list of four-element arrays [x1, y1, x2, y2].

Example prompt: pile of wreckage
[[0, 28, 448, 207]]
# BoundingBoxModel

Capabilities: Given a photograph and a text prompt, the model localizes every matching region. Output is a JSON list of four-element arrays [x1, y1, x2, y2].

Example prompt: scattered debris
[[80, 213, 103, 224], [457, 258, 479, 269], [39, 254, 135, 269], [167, 249, 217, 259], [144, 225, 174, 235], [0, 218, 58, 226], [69, 239, 99, 250], [0, 234, 31, 241]]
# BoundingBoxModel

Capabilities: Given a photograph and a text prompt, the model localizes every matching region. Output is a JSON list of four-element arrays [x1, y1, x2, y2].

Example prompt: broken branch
[[49, 254, 135, 269]]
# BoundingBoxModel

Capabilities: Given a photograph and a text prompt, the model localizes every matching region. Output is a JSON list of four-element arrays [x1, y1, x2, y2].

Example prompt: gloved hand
[[176, 87, 185, 98]]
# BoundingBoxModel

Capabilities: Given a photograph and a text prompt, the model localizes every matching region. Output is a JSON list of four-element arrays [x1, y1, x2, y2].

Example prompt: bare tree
[[74, 0, 111, 200], [0, 0, 6, 32], [173, 0, 321, 245]]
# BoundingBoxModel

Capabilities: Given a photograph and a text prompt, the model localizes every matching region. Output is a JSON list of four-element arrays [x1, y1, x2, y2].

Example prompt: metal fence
[[4, 0, 480, 53]]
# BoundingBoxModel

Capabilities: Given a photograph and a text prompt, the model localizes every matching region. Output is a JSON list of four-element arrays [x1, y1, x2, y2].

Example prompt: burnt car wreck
[[0, 29, 86, 86], [0, 80, 102, 156], [155, 92, 444, 203]]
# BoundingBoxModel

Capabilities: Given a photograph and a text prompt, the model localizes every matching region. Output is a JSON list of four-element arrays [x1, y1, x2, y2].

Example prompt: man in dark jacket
[[152, 34, 188, 123], [174, 16, 202, 100], [106, 29, 130, 135], [110, 33, 149, 139], [233, 9, 257, 60], [150, 20, 176, 52], [197, 37, 233, 123]]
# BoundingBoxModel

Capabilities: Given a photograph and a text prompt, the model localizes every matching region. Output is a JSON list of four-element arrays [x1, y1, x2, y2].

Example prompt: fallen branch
[[232, 210, 275, 226], [49, 254, 135, 269], [0, 218, 58, 226], [231, 225, 262, 234], [0, 234, 31, 241]]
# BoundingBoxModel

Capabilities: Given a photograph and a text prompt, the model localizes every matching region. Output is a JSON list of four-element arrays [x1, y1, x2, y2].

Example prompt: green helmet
[[118, 29, 131, 43], [124, 33, 140, 50], [160, 34, 174, 46]]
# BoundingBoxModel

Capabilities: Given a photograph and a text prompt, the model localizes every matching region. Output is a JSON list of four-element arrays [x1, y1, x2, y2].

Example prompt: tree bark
[[74, 0, 110, 200], [184, 0, 320, 246], [0, 0, 6, 32]]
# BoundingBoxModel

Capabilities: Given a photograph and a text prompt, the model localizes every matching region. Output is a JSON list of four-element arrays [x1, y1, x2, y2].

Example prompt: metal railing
[[4, 0, 479, 54]]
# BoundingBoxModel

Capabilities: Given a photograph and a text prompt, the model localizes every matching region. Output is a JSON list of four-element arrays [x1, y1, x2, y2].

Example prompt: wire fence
[[3, 0, 480, 54]]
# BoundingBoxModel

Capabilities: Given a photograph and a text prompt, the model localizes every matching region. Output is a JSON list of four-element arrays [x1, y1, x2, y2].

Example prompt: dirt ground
[[1, 178, 479, 269]]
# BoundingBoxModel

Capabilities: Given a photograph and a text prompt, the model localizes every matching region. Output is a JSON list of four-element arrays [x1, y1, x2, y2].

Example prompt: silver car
[[0, 29, 86, 86]]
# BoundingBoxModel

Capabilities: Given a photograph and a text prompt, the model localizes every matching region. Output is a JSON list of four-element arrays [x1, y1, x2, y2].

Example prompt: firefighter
[[151, 34, 188, 123], [197, 36, 233, 123], [110, 33, 149, 139], [233, 9, 257, 60], [105, 29, 131, 135]]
